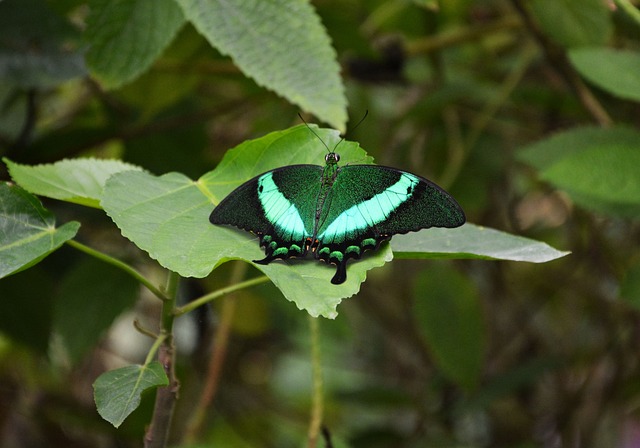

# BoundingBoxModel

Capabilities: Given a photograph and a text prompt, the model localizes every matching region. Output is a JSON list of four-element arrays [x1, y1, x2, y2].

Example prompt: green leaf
[[530, 0, 612, 48], [518, 126, 640, 170], [102, 126, 382, 318], [4, 158, 143, 208], [518, 126, 640, 217], [414, 264, 485, 391], [85, 0, 185, 88], [53, 259, 139, 364], [0, 0, 86, 87], [542, 146, 640, 207], [569, 47, 640, 102], [93, 362, 169, 428], [392, 224, 570, 263], [175, 0, 347, 131], [0, 182, 80, 279]]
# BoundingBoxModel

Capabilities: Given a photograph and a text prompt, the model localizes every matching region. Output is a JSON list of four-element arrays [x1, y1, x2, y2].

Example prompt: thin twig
[[614, 0, 640, 25], [134, 319, 159, 339], [307, 315, 324, 448], [509, 0, 613, 127], [406, 14, 523, 55], [173, 275, 270, 317], [144, 272, 180, 448], [66, 239, 167, 300]]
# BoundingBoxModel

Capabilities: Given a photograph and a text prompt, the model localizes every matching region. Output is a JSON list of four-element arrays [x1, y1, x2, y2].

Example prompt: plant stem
[[308, 315, 324, 448], [66, 239, 167, 300], [510, 0, 613, 127], [406, 14, 522, 55], [615, 0, 640, 25], [173, 275, 270, 317], [144, 271, 180, 448]]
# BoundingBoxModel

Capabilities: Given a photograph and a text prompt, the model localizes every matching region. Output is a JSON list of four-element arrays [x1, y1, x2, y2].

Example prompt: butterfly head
[[325, 152, 340, 165]]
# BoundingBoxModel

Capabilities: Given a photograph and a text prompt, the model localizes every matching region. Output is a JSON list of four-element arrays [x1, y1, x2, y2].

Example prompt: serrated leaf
[[518, 127, 640, 217], [0, 182, 80, 279], [85, 0, 185, 88], [4, 158, 143, 208], [102, 126, 382, 318], [569, 48, 640, 102], [414, 264, 485, 391], [392, 224, 569, 263], [530, 0, 611, 48], [175, 0, 347, 131], [93, 362, 169, 428], [53, 259, 139, 364]]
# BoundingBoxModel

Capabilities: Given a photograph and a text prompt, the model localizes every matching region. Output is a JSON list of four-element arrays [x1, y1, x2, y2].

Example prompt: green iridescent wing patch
[[210, 154, 465, 284]]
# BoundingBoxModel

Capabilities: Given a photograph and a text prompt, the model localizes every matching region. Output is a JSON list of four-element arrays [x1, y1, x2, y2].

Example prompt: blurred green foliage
[[1, 0, 640, 447]]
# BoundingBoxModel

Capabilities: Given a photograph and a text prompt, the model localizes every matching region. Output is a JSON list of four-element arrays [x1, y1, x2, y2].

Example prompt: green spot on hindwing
[[273, 247, 289, 257], [362, 238, 376, 248], [346, 246, 360, 255]]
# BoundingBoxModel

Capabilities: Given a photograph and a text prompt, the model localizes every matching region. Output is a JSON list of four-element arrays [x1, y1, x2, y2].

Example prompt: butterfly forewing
[[267, 165, 323, 238], [348, 166, 466, 234]]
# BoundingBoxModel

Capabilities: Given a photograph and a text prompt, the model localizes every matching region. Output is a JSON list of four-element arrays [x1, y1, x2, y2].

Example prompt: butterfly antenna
[[298, 110, 369, 154], [329, 109, 369, 153], [350, 110, 369, 133], [298, 113, 332, 153]]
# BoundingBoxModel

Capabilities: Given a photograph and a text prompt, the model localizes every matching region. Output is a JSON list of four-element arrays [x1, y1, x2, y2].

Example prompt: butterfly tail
[[330, 260, 348, 285]]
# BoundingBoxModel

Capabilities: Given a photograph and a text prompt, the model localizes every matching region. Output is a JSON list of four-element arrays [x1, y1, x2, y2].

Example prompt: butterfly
[[209, 141, 465, 285]]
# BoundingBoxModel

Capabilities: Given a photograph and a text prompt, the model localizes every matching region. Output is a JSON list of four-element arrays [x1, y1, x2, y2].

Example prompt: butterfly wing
[[316, 165, 465, 284], [210, 165, 324, 263]]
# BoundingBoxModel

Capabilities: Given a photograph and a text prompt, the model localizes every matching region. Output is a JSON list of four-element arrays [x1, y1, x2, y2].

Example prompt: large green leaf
[[4, 158, 143, 208], [569, 48, 640, 102], [414, 264, 485, 391], [175, 0, 347, 131], [518, 126, 640, 217], [0, 183, 80, 279], [53, 259, 139, 364], [102, 126, 384, 318], [85, 0, 185, 88], [392, 224, 569, 263], [93, 362, 169, 428], [530, 0, 611, 48]]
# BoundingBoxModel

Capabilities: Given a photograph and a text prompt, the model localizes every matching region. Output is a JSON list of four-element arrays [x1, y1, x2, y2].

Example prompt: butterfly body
[[210, 152, 465, 284]]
